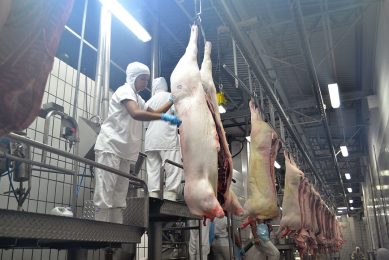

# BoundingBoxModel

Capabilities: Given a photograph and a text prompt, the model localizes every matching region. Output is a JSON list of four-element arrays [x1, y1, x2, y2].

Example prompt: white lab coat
[[93, 62, 149, 223], [144, 77, 182, 197]]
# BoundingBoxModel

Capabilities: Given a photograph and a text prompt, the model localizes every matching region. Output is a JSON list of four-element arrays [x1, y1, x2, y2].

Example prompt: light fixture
[[345, 173, 351, 180], [274, 161, 281, 169], [218, 105, 226, 114], [377, 185, 389, 190], [349, 199, 353, 204], [340, 145, 349, 157], [328, 83, 340, 108], [99, 0, 152, 42], [246, 136, 251, 143], [337, 210, 343, 213], [347, 187, 353, 193], [337, 207, 347, 210], [350, 206, 354, 210]]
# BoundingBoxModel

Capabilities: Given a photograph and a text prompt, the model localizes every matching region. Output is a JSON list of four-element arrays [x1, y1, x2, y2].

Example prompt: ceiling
[[58, 0, 383, 211]]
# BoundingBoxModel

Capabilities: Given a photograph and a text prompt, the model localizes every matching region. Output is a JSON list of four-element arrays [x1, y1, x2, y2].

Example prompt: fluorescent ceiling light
[[347, 187, 353, 193], [345, 173, 351, 180], [218, 105, 226, 114], [99, 0, 152, 42], [381, 170, 389, 176], [274, 161, 281, 169], [377, 185, 389, 190], [350, 207, 354, 210], [328, 83, 340, 108], [337, 210, 343, 213], [340, 146, 349, 157], [246, 136, 251, 143], [349, 199, 353, 204], [337, 207, 347, 210]]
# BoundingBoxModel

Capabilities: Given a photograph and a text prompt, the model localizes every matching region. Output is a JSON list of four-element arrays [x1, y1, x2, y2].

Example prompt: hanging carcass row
[[279, 158, 345, 257], [170, 25, 243, 219]]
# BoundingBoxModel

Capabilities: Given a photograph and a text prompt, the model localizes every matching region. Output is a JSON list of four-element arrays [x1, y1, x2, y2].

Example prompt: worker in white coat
[[145, 77, 182, 201], [189, 219, 211, 260], [93, 62, 181, 224]]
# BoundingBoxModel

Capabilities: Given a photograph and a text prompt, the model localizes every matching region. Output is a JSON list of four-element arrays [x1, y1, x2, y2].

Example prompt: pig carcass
[[244, 101, 280, 220], [0, 0, 74, 137], [279, 152, 304, 237], [170, 25, 224, 219], [200, 41, 243, 216]]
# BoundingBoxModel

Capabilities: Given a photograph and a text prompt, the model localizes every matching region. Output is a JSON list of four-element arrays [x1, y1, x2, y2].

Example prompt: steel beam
[[211, 0, 327, 190], [290, 0, 348, 207]]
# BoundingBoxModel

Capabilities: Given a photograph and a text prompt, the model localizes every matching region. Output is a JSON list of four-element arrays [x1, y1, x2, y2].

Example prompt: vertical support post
[[198, 219, 203, 260], [101, 9, 111, 120], [93, 6, 107, 119], [148, 221, 163, 260], [151, 0, 159, 80], [72, 0, 88, 120]]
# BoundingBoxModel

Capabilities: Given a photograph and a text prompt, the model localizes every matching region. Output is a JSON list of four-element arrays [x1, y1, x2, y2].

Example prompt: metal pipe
[[7, 133, 147, 191], [72, 0, 88, 119], [211, 0, 327, 189], [1, 151, 143, 188], [290, 0, 347, 207], [232, 39, 238, 88], [101, 9, 111, 120], [151, 3, 159, 80], [93, 6, 108, 119]]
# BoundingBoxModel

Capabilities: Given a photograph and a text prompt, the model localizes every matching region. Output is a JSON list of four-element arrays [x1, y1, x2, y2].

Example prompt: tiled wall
[[0, 58, 150, 260]]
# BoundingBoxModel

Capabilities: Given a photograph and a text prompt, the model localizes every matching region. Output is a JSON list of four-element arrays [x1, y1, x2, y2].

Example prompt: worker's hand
[[254, 237, 261, 246], [169, 95, 175, 104], [161, 113, 182, 126]]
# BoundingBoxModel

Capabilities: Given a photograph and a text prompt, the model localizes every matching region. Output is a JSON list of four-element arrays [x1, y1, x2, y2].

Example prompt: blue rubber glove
[[161, 113, 182, 126], [256, 223, 270, 242]]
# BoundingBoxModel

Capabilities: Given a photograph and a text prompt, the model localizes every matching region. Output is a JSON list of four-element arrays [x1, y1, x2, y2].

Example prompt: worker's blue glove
[[161, 113, 182, 126], [256, 223, 270, 242]]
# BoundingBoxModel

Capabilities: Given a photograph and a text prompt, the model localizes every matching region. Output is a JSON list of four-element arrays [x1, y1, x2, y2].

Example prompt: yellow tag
[[216, 92, 227, 105]]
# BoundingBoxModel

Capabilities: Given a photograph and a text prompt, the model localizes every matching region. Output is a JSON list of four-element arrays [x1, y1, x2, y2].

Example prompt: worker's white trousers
[[248, 240, 280, 260], [189, 219, 210, 260], [93, 151, 133, 224], [145, 149, 182, 194], [211, 238, 230, 260]]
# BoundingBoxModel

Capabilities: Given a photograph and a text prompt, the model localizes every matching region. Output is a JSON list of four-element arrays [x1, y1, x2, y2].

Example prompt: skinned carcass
[[244, 100, 280, 220], [199, 41, 243, 216], [279, 152, 304, 236], [170, 25, 224, 219], [0, 0, 74, 137]]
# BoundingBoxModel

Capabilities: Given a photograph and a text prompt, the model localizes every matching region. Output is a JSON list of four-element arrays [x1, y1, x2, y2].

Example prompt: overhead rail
[[210, 0, 328, 193], [290, 0, 348, 208]]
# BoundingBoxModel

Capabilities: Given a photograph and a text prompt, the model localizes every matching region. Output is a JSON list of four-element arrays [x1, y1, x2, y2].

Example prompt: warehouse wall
[[366, 0, 389, 253]]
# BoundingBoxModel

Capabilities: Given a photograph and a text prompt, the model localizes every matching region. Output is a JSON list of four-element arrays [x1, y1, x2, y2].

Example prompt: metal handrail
[[7, 133, 147, 191], [159, 159, 183, 200]]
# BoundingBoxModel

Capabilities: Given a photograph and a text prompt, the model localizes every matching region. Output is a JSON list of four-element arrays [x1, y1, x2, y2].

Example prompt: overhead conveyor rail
[[210, 0, 332, 203]]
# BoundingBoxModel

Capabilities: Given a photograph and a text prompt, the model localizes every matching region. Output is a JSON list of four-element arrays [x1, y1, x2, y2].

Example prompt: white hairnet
[[125, 62, 150, 91], [151, 77, 168, 96]]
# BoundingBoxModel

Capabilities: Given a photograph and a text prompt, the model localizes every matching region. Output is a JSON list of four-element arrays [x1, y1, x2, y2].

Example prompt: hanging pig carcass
[[244, 100, 280, 220]]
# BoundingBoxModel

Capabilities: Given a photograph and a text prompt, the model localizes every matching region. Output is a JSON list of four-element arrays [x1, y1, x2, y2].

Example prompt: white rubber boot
[[109, 208, 123, 224], [95, 207, 109, 222], [164, 191, 177, 201]]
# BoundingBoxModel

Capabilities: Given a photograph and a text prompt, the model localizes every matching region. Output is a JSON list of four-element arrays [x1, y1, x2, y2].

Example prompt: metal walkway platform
[[0, 209, 145, 249], [149, 197, 199, 222]]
